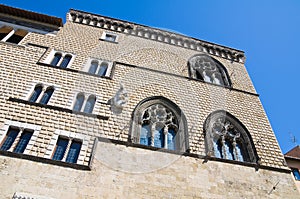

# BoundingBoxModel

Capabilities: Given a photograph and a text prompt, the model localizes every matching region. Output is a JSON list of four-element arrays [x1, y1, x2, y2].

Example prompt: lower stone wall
[[0, 140, 299, 199]]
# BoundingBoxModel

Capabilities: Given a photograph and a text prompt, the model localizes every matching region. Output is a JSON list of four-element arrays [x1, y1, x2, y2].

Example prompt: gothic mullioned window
[[86, 58, 113, 78], [188, 54, 231, 87], [130, 97, 189, 152], [204, 111, 258, 163], [29, 84, 54, 105], [47, 50, 75, 69], [73, 93, 96, 114]]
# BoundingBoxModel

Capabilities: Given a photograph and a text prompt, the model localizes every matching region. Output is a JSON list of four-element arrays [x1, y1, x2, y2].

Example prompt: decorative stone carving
[[109, 83, 128, 114]]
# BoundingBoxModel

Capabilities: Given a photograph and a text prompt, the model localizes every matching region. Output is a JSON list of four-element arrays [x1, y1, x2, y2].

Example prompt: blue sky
[[2, 0, 300, 153]]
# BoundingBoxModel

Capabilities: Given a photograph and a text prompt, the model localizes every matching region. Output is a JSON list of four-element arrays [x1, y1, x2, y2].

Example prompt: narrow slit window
[[60, 54, 72, 68], [88, 61, 98, 74], [98, 62, 108, 76], [73, 93, 85, 111], [83, 95, 96, 113], [29, 85, 43, 103], [50, 53, 62, 66], [0, 127, 19, 151], [40, 87, 54, 105], [65, 140, 82, 163], [52, 137, 68, 161], [13, 130, 33, 153]]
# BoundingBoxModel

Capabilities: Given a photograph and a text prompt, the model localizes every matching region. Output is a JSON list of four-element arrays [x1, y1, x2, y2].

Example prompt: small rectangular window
[[101, 32, 118, 43], [292, 168, 300, 180], [52, 137, 82, 164]]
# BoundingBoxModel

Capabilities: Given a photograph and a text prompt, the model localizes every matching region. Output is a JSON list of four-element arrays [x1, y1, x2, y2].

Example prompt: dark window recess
[[13, 130, 33, 153], [0, 127, 19, 151], [66, 140, 82, 163], [52, 137, 69, 161], [6, 35, 24, 44]]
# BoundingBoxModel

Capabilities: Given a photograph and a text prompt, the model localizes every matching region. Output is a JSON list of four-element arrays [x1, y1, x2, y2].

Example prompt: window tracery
[[188, 54, 231, 87], [130, 97, 189, 152], [205, 111, 257, 163]]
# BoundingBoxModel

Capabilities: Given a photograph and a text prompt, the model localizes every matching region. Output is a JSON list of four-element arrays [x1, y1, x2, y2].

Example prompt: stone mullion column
[[221, 135, 226, 159], [9, 127, 24, 152], [62, 138, 72, 161], [150, 123, 155, 147], [232, 137, 237, 160], [164, 126, 168, 149]]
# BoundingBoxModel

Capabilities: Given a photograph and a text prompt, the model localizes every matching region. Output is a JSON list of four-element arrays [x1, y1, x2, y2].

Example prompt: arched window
[[73, 93, 85, 112], [88, 61, 98, 74], [188, 54, 231, 87], [40, 87, 54, 105], [60, 54, 72, 68], [98, 62, 108, 76], [50, 53, 62, 66], [83, 95, 96, 113], [130, 97, 189, 152], [29, 85, 43, 102], [204, 111, 258, 163]]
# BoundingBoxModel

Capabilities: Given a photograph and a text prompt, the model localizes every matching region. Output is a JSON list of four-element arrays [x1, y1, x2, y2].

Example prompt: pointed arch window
[[29, 85, 43, 102], [204, 111, 258, 163], [130, 97, 189, 152], [188, 54, 231, 87], [73, 93, 97, 114], [48, 50, 74, 68]]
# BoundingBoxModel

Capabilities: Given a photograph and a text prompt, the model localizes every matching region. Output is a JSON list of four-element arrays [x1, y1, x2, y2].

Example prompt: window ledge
[[0, 41, 26, 48], [0, 150, 90, 170], [99, 38, 118, 44], [36, 62, 112, 80], [8, 97, 109, 120]]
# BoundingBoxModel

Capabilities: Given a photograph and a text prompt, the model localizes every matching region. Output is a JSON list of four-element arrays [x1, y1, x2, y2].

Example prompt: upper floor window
[[73, 93, 96, 114], [46, 50, 75, 69], [188, 54, 231, 87], [86, 58, 113, 78], [292, 168, 300, 180], [204, 111, 258, 163], [52, 136, 82, 164], [100, 32, 118, 43], [0, 26, 28, 44], [130, 97, 189, 152], [0, 127, 33, 153], [29, 84, 54, 105]]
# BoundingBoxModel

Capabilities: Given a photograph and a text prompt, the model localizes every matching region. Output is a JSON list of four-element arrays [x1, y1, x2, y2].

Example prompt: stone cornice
[[68, 9, 245, 63]]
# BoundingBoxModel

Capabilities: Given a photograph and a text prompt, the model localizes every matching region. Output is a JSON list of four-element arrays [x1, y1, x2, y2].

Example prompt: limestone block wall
[[0, 141, 299, 199]]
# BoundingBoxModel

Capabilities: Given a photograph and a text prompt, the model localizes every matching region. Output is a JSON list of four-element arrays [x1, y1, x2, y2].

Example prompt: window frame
[[204, 110, 258, 163], [72, 92, 97, 114], [130, 96, 189, 153], [0, 120, 41, 155], [100, 31, 119, 43], [84, 58, 114, 78], [45, 130, 90, 165], [188, 54, 232, 87], [45, 49, 76, 69], [0, 25, 28, 45], [27, 83, 56, 105]]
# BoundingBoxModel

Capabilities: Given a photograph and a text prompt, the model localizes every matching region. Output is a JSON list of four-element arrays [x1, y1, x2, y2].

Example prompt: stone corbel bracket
[[68, 9, 245, 63]]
